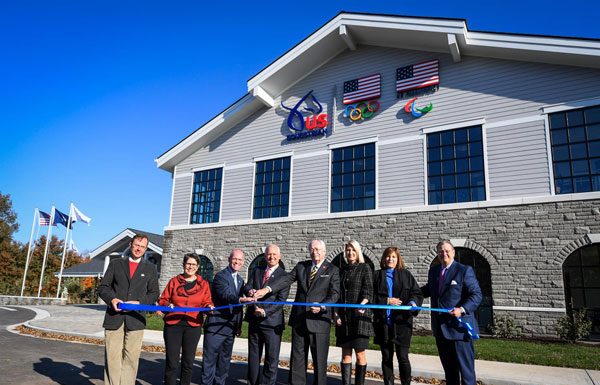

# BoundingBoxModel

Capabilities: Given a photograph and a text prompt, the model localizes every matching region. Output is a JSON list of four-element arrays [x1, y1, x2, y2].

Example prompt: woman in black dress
[[373, 247, 423, 385], [334, 240, 374, 385]]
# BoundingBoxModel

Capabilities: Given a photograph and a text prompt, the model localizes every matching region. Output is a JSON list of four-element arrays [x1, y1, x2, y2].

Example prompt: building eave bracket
[[252, 86, 275, 108], [448, 33, 461, 63], [339, 24, 357, 51]]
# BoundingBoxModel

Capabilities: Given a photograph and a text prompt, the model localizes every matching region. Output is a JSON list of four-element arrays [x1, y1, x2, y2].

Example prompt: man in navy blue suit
[[422, 240, 482, 385], [201, 249, 253, 385], [243, 244, 290, 385]]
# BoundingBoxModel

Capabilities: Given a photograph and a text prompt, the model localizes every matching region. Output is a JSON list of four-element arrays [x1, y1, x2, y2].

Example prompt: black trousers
[[163, 322, 202, 385], [247, 325, 283, 385], [289, 325, 330, 385], [379, 323, 412, 385]]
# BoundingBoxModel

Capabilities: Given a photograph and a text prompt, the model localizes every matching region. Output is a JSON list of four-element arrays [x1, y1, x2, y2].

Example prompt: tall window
[[427, 126, 485, 204], [331, 142, 376, 213], [253, 157, 291, 219], [190, 168, 222, 224], [549, 105, 600, 194]]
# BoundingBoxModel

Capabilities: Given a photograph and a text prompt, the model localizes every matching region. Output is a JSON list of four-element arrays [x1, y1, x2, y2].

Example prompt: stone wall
[[160, 199, 600, 338], [0, 295, 67, 306]]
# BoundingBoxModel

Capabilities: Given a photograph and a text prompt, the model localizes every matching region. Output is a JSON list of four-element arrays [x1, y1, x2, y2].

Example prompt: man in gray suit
[[98, 233, 160, 385], [256, 239, 340, 385], [244, 244, 290, 385]]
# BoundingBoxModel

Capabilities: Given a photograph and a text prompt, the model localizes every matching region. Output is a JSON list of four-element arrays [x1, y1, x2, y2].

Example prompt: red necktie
[[262, 268, 271, 286], [438, 267, 447, 294]]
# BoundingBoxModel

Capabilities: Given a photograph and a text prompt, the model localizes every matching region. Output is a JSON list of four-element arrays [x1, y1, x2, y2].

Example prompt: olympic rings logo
[[343, 100, 380, 121]]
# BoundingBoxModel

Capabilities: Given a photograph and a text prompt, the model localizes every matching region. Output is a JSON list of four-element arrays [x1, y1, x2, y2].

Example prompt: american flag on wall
[[343, 73, 381, 105], [396, 59, 439, 94], [39, 210, 52, 226]]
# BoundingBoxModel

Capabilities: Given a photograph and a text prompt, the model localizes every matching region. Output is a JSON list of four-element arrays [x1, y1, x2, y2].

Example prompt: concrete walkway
[[13, 304, 600, 385]]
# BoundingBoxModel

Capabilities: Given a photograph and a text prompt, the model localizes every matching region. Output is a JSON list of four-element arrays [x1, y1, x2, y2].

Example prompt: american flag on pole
[[343, 74, 381, 105], [396, 59, 439, 94], [39, 210, 52, 226]]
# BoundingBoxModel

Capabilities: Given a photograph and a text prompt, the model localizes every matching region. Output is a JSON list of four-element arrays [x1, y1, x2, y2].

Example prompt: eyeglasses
[[184, 263, 198, 267]]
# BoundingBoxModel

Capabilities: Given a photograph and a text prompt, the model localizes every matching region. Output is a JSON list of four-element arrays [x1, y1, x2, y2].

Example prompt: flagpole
[[56, 203, 74, 298], [37, 206, 55, 297], [20, 208, 38, 297]]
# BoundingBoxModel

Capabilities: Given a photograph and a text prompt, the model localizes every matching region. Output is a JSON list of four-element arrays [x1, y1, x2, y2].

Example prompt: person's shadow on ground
[[33, 357, 94, 385]]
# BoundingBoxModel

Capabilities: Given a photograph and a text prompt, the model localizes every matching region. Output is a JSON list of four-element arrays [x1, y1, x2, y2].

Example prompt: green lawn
[[146, 314, 599, 370]]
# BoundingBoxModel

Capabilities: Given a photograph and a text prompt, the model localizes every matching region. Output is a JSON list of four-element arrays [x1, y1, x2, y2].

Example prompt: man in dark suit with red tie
[[422, 240, 482, 385], [243, 244, 290, 385], [255, 239, 340, 385]]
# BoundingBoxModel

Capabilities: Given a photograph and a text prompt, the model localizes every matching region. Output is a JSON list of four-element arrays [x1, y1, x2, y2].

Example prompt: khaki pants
[[104, 324, 144, 385]]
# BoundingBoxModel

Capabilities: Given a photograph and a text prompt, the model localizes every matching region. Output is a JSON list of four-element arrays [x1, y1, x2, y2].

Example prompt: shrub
[[488, 314, 522, 339], [557, 309, 592, 342]]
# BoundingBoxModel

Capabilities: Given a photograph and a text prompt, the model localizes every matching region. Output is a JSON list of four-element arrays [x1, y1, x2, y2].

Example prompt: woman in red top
[[158, 253, 213, 385]]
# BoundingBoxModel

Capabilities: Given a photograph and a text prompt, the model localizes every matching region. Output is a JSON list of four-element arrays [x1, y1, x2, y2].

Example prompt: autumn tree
[[0, 192, 25, 295]]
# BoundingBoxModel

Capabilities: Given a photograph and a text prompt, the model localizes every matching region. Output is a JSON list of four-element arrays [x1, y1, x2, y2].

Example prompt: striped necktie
[[262, 268, 271, 286], [310, 265, 318, 283]]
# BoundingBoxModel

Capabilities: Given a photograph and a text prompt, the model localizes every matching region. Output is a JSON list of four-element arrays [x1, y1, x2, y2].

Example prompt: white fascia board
[[89, 229, 162, 259], [252, 86, 275, 107], [156, 93, 258, 172], [247, 14, 344, 92], [465, 31, 600, 57]]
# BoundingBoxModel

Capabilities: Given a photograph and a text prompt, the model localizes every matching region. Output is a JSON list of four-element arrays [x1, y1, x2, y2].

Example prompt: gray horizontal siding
[[487, 120, 551, 199], [291, 154, 329, 215], [379, 140, 425, 208], [221, 166, 254, 221], [171, 175, 192, 226], [171, 44, 600, 222]]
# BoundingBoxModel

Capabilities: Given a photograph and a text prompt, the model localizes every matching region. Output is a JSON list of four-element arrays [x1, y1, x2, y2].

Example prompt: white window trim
[[542, 96, 600, 114], [328, 136, 379, 149], [187, 171, 195, 225], [543, 113, 557, 195], [191, 163, 226, 173], [424, 123, 488, 205], [217, 169, 224, 223], [328, 140, 378, 214], [253, 151, 294, 162], [422, 117, 486, 134], [251, 154, 293, 220]]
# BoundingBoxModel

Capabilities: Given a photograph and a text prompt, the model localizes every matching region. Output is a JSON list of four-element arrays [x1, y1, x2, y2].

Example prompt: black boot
[[355, 364, 367, 385], [341, 363, 352, 385]]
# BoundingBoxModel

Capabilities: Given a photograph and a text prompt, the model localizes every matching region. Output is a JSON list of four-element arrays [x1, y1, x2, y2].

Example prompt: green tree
[[0, 192, 25, 295]]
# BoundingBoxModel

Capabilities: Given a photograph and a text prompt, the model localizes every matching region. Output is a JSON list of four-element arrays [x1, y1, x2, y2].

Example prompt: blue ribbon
[[118, 301, 479, 339]]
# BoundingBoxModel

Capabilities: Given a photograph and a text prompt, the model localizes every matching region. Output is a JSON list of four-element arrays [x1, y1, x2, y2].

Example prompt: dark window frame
[[549, 105, 600, 195], [253, 156, 291, 219], [426, 126, 486, 205], [190, 167, 223, 224], [330, 142, 376, 213]]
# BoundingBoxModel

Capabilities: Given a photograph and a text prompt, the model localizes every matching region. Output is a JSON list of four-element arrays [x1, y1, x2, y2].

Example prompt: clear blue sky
[[1, 0, 599, 254]]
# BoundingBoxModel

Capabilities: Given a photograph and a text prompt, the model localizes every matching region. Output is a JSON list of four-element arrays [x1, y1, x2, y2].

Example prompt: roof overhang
[[156, 12, 600, 173], [89, 229, 163, 259]]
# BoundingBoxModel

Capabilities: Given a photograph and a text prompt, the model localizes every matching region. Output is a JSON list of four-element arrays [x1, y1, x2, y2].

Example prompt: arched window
[[430, 247, 493, 333], [198, 255, 214, 283], [563, 244, 600, 340], [248, 254, 285, 278], [331, 253, 375, 272]]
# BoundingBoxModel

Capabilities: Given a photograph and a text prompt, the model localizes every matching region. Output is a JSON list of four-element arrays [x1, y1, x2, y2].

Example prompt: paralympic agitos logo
[[281, 90, 328, 141]]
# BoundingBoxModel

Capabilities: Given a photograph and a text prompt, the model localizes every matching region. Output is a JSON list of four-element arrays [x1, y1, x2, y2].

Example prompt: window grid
[[253, 157, 291, 219], [190, 168, 222, 224], [330, 142, 376, 213], [549, 105, 600, 194], [427, 126, 486, 204]]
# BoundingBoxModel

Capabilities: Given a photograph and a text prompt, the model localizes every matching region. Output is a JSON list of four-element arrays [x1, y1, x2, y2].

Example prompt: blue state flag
[[53, 209, 72, 229]]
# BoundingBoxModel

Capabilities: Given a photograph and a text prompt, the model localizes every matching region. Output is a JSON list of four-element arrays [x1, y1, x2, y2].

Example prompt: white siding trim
[[164, 191, 600, 231], [493, 306, 566, 313], [174, 172, 193, 179], [295, 150, 329, 159], [289, 155, 294, 216], [543, 114, 556, 195], [218, 168, 224, 223], [254, 151, 294, 162], [328, 136, 379, 149], [186, 173, 195, 225], [423, 138, 429, 206], [379, 135, 423, 146], [422, 118, 486, 134], [250, 162, 257, 219], [327, 149, 332, 213], [375, 142, 379, 210], [224, 163, 253, 170], [481, 125, 491, 201], [542, 96, 600, 114], [192, 163, 226, 173], [484, 115, 545, 129], [168, 173, 175, 227]]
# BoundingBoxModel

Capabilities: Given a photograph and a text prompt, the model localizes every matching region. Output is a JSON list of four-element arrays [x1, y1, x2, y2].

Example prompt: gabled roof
[[89, 228, 163, 259], [156, 11, 600, 173]]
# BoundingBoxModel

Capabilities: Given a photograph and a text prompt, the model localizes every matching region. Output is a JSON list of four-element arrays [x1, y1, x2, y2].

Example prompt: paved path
[[10, 304, 600, 385]]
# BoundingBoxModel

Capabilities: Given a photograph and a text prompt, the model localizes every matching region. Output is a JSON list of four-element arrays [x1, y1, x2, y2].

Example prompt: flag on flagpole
[[39, 210, 53, 226], [68, 238, 79, 253], [71, 204, 92, 225], [53, 209, 72, 229]]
